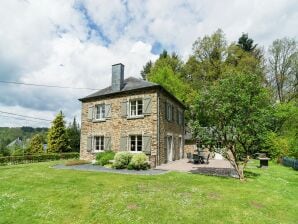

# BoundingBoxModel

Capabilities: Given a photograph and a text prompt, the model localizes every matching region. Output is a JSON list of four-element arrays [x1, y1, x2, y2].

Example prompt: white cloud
[[0, 0, 297, 127]]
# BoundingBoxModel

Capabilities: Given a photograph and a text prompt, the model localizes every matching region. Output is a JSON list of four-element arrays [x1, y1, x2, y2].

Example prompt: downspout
[[157, 92, 160, 166]]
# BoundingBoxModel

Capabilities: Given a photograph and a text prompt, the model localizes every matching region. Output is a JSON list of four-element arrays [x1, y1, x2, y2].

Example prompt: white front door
[[179, 137, 183, 159], [167, 136, 173, 162]]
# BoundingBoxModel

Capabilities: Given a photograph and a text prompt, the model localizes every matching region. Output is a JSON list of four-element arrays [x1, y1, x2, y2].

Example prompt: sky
[[0, 0, 297, 127]]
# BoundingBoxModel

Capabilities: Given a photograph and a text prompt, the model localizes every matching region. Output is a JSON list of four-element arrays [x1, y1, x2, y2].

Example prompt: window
[[166, 103, 173, 121], [95, 104, 105, 120], [94, 136, 104, 151], [130, 99, 143, 117], [130, 135, 142, 152], [178, 111, 183, 125]]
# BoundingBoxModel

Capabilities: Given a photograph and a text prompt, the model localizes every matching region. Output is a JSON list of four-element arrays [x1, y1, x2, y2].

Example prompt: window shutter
[[142, 135, 151, 155], [105, 104, 111, 119], [120, 135, 127, 151], [176, 109, 179, 124], [121, 100, 127, 117], [87, 136, 92, 152], [143, 97, 152, 115], [104, 136, 111, 150], [88, 106, 94, 121], [165, 102, 168, 120], [172, 107, 175, 122]]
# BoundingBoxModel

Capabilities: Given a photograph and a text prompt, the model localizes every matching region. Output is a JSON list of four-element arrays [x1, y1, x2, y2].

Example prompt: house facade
[[79, 63, 185, 167]]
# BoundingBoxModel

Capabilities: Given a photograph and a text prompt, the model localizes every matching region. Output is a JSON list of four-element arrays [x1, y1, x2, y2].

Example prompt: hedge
[[0, 152, 79, 166], [282, 157, 298, 170]]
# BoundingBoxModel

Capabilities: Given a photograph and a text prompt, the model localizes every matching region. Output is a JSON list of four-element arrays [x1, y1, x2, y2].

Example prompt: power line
[[0, 114, 50, 124], [0, 80, 99, 91], [0, 110, 52, 122]]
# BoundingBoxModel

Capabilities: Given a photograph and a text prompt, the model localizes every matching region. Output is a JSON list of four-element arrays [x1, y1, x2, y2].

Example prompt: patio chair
[[193, 154, 199, 164]]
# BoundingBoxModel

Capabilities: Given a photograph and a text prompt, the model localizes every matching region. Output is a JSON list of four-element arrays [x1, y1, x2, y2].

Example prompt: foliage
[[261, 132, 289, 160], [28, 134, 44, 154], [140, 60, 153, 80], [0, 152, 79, 165], [47, 111, 70, 153], [267, 37, 298, 102], [237, 33, 257, 52], [96, 150, 115, 166], [112, 151, 133, 169], [193, 72, 272, 179], [66, 117, 80, 152], [127, 153, 150, 170]]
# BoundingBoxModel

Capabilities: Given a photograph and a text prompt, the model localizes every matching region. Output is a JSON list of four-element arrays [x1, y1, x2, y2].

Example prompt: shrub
[[112, 152, 133, 169], [0, 152, 79, 166], [96, 150, 115, 166], [128, 153, 150, 170]]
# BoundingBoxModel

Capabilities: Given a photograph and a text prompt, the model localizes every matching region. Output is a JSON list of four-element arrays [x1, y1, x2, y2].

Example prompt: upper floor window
[[130, 99, 143, 117], [166, 103, 173, 121], [95, 104, 105, 120], [178, 111, 183, 125], [130, 135, 142, 152], [94, 136, 104, 152]]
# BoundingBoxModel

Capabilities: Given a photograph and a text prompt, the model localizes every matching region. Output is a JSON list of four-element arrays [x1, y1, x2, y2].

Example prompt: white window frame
[[129, 135, 142, 153], [93, 136, 104, 152], [129, 99, 143, 118], [95, 104, 105, 120]]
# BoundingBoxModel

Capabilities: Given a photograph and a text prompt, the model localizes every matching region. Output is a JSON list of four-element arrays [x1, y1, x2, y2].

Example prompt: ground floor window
[[130, 135, 142, 152], [94, 136, 104, 151]]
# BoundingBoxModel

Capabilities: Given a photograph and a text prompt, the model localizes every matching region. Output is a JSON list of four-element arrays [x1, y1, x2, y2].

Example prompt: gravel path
[[53, 164, 168, 175]]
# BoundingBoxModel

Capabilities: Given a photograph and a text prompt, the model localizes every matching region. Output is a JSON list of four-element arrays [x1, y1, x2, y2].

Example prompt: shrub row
[[112, 152, 150, 170], [282, 157, 298, 170], [96, 150, 115, 166], [0, 152, 79, 166]]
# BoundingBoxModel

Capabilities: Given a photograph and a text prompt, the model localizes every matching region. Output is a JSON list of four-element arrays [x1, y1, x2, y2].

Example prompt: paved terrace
[[155, 158, 238, 178]]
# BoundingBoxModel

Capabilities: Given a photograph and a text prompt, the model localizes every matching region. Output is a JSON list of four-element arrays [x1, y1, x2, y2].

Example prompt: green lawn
[[0, 161, 297, 224]]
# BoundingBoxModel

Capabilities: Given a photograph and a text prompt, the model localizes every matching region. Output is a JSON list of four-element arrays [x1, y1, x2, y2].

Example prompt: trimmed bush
[[0, 152, 79, 166], [128, 153, 150, 170], [95, 150, 115, 166], [112, 152, 133, 169]]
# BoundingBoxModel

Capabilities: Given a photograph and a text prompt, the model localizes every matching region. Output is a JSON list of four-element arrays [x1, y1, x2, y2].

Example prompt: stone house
[[79, 63, 185, 167]]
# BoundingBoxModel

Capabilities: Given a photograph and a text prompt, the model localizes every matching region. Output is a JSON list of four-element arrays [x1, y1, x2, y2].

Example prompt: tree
[[237, 33, 257, 52], [47, 111, 70, 153], [28, 134, 44, 154], [140, 60, 152, 80], [66, 117, 80, 152], [193, 72, 272, 180], [268, 37, 298, 102]]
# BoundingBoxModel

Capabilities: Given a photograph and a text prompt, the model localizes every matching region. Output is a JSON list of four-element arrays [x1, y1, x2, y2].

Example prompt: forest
[[141, 30, 297, 179]]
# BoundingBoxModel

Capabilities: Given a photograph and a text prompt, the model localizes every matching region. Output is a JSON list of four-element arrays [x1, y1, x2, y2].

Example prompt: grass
[[0, 160, 297, 224]]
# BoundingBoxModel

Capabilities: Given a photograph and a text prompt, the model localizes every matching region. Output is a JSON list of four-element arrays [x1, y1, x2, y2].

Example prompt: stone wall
[[80, 89, 158, 166], [80, 88, 184, 167], [158, 91, 185, 165]]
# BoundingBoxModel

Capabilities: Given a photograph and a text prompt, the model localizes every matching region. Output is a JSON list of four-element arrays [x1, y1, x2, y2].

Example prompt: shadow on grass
[[189, 167, 239, 179], [244, 170, 261, 179]]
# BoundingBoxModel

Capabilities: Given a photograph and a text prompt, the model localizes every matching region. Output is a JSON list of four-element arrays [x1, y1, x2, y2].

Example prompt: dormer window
[[130, 99, 143, 117], [95, 104, 105, 120]]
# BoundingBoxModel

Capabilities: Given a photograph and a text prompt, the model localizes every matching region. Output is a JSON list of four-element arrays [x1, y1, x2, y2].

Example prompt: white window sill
[[92, 150, 105, 153], [127, 115, 144, 120], [92, 119, 106, 123], [129, 151, 143, 153]]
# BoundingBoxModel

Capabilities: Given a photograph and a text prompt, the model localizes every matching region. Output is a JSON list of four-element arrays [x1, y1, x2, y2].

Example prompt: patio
[[155, 158, 239, 178]]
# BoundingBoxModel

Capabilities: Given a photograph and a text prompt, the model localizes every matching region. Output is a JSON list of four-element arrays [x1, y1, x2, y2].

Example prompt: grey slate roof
[[80, 77, 159, 100], [79, 76, 186, 109]]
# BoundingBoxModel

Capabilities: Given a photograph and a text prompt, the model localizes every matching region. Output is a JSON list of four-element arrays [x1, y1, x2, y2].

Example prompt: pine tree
[[66, 117, 81, 152], [47, 111, 70, 153], [28, 134, 44, 154]]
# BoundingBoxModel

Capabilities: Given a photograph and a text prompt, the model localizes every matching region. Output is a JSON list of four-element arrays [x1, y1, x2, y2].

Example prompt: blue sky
[[0, 0, 297, 127]]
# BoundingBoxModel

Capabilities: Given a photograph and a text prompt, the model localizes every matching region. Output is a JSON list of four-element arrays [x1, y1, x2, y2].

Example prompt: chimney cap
[[112, 63, 124, 67]]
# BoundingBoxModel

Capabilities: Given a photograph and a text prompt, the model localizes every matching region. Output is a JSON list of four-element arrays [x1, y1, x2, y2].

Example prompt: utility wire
[[0, 114, 49, 124], [0, 110, 52, 122], [0, 80, 99, 91]]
